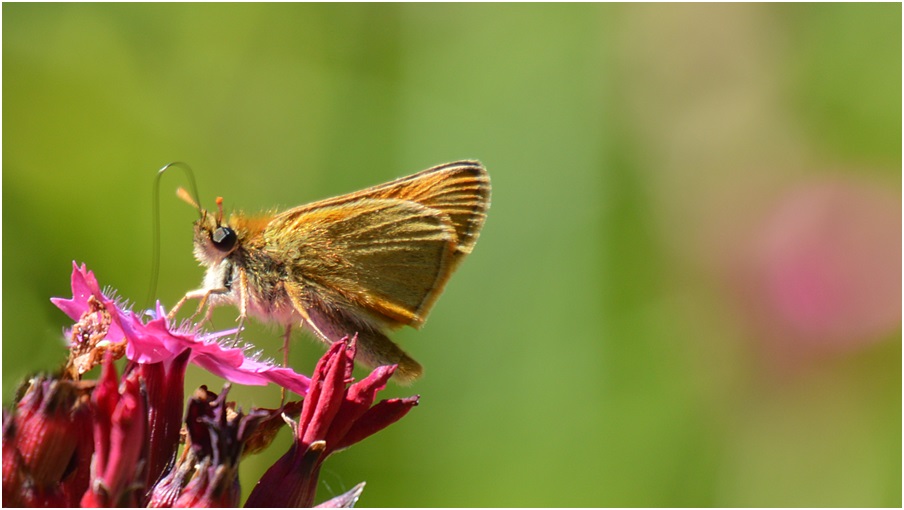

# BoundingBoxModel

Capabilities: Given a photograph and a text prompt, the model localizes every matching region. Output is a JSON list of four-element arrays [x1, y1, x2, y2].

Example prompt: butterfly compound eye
[[211, 226, 237, 252]]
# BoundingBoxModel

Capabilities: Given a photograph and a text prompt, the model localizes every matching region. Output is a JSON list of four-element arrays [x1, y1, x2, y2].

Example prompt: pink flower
[[140, 350, 192, 493], [4, 263, 421, 507], [52, 262, 310, 396], [150, 385, 269, 508], [246, 338, 419, 507], [2, 376, 93, 507], [736, 179, 902, 361], [81, 355, 146, 507]]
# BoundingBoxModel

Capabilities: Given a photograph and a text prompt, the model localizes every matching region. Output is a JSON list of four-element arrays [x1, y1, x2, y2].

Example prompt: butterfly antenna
[[215, 196, 225, 225], [146, 161, 202, 310]]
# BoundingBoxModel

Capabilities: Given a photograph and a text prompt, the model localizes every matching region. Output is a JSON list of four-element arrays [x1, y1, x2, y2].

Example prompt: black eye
[[211, 226, 237, 252]]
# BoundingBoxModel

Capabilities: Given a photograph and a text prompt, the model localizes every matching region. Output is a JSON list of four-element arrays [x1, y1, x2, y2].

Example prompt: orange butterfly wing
[[264, 161, 490, 327]]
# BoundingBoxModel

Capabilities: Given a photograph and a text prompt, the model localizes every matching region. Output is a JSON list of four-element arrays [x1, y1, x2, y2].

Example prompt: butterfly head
[[178, 187, 240, 266]]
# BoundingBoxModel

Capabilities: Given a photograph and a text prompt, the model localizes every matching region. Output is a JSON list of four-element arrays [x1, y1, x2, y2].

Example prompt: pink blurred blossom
[[740, 177, 901, 355]]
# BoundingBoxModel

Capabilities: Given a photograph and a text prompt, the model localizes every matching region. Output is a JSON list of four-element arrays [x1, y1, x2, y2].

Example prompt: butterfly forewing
[[281, 161, 489, 255], [265, 161, 490, 326], [265, 197, 458, 327], [362, 161, 490, 259]]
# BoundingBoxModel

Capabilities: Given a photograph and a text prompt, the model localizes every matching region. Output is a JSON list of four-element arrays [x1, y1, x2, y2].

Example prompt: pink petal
[[334, 395, 419, 452], [325, 364, 395, 448]]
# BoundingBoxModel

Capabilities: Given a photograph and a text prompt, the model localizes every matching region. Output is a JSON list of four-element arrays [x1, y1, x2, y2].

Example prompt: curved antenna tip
[[147, 161, 203, 309]]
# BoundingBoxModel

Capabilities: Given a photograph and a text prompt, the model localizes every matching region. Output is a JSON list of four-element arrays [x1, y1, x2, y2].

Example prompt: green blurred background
[[3, 3, 901, 507]]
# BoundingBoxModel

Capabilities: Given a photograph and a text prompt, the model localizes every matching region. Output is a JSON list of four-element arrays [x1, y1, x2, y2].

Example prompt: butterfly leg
[[229, 268, 251, 346], [167, 287, 228, 325], [279, 324, 292, 406], [167, 290, 201, 321], [280, 324, 292, 367]]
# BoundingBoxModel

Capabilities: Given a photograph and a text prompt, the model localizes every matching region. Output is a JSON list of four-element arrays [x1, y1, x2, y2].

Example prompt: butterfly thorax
[[192, 211, 301, 326]]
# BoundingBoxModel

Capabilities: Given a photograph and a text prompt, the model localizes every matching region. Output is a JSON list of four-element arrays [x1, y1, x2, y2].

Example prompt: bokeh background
[[3, 3, 901, 507]]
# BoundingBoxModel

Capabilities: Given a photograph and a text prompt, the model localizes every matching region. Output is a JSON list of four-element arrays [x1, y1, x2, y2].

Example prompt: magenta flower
[[2, 376, 93, 507], [3, 263, 420, 507], [150, 385, 268, 508], [140, 349, 192, 496], [51, 262, 311, 396], [246, 339, 419, 507], [81, 355, 146, 507]]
